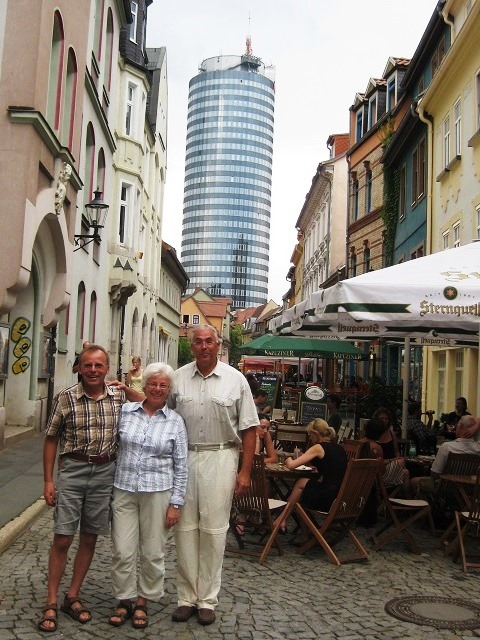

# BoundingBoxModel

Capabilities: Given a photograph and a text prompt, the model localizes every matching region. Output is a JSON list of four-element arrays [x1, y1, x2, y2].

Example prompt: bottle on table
[[293, 446, 301, 459], [408, 442, 417, 457]]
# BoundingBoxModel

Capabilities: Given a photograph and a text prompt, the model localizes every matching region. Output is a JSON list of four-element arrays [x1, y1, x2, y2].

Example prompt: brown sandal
[[108, 600, 132, 627], [132, 604, 148, 629], [37, 604, 58, 633], [60, 595, 91, 624]]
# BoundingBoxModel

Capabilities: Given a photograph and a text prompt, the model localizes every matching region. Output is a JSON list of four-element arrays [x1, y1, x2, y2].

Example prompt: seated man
[[411, 415, 480, 501], [253, 390, 271, 416], [407, 401, 437, 454], [442, 396, 470, 440], [326, 394, 342, 434]]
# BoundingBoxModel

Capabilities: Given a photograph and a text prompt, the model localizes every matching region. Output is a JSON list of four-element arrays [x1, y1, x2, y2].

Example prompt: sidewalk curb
[[0, 498, 48, 555]]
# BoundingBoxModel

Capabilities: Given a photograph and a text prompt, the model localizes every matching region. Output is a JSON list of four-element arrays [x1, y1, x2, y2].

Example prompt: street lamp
[[74, 189, 109, 251]]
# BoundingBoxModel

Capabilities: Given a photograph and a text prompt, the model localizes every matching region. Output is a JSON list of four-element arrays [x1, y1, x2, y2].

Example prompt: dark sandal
[[60, 595, 92, 624], [37, 604, 58, 633], [108, 600, 133, 627], [132, 604, 148, 629]]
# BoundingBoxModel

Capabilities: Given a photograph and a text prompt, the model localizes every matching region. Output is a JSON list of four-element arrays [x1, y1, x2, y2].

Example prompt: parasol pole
[[401, 337, 410, 438]]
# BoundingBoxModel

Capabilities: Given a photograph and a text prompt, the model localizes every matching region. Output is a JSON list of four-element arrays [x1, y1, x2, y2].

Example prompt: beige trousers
[[111, 487, 171, 601], [175, 447, 238, 610]]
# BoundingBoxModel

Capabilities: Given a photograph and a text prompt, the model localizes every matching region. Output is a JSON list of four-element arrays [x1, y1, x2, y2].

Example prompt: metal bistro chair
[[226, 453, 287, 565], [261, 458, 379, 566], [453, 469, 480, 572]]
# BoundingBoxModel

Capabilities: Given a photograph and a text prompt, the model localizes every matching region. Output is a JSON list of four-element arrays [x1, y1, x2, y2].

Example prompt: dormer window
[[368, 95, 377, 128], [387, 77, 396, 111], [356, 111, 364, 142]]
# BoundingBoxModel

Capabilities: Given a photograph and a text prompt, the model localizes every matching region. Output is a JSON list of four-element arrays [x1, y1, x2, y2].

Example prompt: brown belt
[[62, 452, 116, 464]]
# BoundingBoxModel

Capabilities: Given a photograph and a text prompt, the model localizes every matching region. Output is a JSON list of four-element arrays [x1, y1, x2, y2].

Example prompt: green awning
[[239, 335, 368, 360]]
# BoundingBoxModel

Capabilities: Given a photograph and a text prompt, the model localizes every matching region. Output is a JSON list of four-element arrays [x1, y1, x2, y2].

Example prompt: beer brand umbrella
[[270, 242, 480, 346]]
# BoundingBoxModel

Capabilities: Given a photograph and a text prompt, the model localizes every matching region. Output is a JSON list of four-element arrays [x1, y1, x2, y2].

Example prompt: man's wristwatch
[[171, 504, 180, 509]]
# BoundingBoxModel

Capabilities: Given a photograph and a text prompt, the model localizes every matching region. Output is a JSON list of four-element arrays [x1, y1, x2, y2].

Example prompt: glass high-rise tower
[[181, 47, 275, 309]]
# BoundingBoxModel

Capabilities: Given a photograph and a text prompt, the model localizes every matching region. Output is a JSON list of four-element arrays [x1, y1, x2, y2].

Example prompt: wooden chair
[[453, 469, 480, 572], [226, 453, 287, 564], [261, 458, 379, 565], [342, 439, 364, 461], [435, 453, 480, 547], [373, 473, 435, 554]]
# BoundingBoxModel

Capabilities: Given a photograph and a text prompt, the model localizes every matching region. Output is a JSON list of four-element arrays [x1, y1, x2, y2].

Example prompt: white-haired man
[[411, 415, 480, 500], [170, 325, 258, 626]]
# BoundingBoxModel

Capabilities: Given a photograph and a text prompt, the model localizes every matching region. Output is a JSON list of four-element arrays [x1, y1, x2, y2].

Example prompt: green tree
[[229, 324, 244, 369], [178, 336, 193, 367]]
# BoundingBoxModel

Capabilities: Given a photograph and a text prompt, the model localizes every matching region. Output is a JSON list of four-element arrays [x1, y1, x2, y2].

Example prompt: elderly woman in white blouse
[[108, 363, 188, 629]]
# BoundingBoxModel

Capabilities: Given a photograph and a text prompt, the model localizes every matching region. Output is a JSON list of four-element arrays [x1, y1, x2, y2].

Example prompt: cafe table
[[265, 461, 317, 501]]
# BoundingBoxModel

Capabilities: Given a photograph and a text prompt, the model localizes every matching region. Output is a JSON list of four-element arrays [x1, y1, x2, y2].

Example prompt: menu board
[[259, 374, 281, 409], [299, 386, 327, 424]]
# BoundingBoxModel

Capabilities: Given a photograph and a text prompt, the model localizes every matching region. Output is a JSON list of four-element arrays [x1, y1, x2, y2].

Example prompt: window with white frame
[[442, 230, 450, 249], [454, 99, 461, 157], [125, 83, 136, 136], [365, 169, 372, 213], [368, 95, 377, 129], [356, 111, 363, 142], [129, 1, 138, 42], [443, 115, 450, 167], [352, 177, 359, 221], [387, 77, 396, 111], [119, 183, 132, 244], [193, 315, 199, 324], [454, 350, 464, 400], [453, 221, 460, 248], [437, 351, 446, 414]]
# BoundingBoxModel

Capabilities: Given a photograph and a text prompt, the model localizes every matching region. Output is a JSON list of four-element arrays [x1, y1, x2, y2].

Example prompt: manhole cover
[[385, 595, 480, 630]]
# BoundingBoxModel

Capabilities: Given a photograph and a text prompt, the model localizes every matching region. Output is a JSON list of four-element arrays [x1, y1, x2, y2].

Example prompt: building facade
[[297, 133, 349, 300], [180, 47, 275, 309], [418, 0, 480, 416]]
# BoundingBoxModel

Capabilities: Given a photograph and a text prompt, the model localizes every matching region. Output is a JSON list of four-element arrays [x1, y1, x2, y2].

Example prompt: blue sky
[[147, 0, 437, 304]]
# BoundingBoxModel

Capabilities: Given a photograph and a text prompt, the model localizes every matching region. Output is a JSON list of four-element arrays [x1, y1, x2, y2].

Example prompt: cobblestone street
[[1, 509, 480, 639]]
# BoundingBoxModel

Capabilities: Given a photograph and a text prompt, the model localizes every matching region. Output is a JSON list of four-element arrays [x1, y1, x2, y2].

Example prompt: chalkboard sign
[[259, 374, 281, 409], [300, 402, 327, 425], [299, 386, 327, 424]]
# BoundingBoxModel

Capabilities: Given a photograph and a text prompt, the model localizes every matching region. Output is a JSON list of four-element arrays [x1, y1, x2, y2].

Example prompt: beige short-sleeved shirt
[[171, 360, 259, 445]]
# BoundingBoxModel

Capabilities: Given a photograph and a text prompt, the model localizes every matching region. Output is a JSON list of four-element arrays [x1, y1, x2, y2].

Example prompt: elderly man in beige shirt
[[170, 325, 258, 626]]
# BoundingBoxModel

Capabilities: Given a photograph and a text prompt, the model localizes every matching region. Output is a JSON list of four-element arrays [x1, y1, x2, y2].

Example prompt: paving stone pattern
[[0, 511, 480, 639]]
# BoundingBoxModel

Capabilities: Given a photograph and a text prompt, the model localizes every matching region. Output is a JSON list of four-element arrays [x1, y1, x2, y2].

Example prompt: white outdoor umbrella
[[270, 242, 480, 427], [271, 242, 480, 346]]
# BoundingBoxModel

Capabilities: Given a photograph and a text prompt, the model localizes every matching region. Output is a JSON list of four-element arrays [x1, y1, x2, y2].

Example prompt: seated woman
[[373, 407, 411, 497], [109, 363, 188, 629], [443, 396, 470, 439], [359, 417, 385, 459], [255, 413, 278, 463], [273, 419, 347, 538]]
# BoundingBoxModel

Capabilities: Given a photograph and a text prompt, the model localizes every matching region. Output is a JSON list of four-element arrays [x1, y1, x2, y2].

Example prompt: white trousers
[[111, 487, 171, 601], [175, 447, 238, 610]]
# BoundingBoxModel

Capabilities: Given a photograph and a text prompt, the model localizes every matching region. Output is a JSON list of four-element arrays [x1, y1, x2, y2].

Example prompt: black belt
[[62, 452, 116, 464]]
